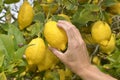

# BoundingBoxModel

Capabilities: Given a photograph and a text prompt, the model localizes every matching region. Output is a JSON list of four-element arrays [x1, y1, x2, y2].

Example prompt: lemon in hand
[[91, 21, 111, 44], [18, 1, 34, 30], [44, 21, 68, 51], [25, 38, 46, 65]]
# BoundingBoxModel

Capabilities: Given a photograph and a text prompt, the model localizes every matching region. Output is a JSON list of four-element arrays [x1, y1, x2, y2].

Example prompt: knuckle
[[67, 26, 73, 31]]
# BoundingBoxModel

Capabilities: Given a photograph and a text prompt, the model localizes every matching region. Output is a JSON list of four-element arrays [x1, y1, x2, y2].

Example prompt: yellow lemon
[[108, 2, 120, 14], [25, 38, 46, 65], [58, 14, 71, 22], [58, 69, 65, 80], [44, 21, 68, 51], [41, 3, 58, 15], [91, 21, 111, 43], [92, 56, 100, 65], [100, 34, 116, 54], [47, 0, 54, 3], [18, 1, 34, 30], [37, 47, 59, 71]]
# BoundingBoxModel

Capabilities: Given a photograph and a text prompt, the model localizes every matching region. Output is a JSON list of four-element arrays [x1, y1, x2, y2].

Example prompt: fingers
[[49, 47, 65, 61], [57, 20, 84, 46]]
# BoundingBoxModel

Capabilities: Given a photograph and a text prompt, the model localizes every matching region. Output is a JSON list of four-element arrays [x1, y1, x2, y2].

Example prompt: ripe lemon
[[41, 3, 58, 15], [92, 56, 100, 65], [91, 21, 111, 43], [37, 47, 59, 71], [99, 34, 116, 54], [47, 0, 54, 3], [58, 14, 71, 22], [25, 38, 46, 65], [108, 2, 120, 14], [44, 21, 68, 51], [18, 1, 34, 30]]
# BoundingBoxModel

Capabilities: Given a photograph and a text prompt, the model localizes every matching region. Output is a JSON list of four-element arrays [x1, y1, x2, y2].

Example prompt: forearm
[[77, 65, 117, 80]]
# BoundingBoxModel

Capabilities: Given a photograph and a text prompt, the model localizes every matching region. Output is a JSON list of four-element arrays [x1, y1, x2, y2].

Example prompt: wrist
[[76, 65, 117, 80]]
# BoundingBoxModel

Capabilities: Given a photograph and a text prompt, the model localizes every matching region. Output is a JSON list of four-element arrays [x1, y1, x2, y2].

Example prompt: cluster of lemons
[[17, 0, 118, 73], [17, 0, 68, 72], [91, 21, 116, 55]]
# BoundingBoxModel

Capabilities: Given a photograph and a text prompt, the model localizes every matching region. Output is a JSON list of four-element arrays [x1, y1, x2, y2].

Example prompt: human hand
[[49, 20, 91, 74]]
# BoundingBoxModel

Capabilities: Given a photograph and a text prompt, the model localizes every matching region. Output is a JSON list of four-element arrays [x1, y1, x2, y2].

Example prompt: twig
[[90, 45, 99, 61]]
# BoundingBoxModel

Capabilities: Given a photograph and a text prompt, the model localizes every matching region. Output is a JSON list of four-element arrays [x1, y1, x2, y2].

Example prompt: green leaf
[[15, 45, 28, 59], [101, 0, 117, 7], [0, 34, 15, 59], [4, 0, 20, 4], [34, 12, 45, 23], [51, 15, 68, 22], [8, 24, 26, 49], [72, 4, 100, 28], [26, 22, 43, 37], [0, 72, 7, 80], [0, 0, 3, 12], [0, 49, 5, 67]]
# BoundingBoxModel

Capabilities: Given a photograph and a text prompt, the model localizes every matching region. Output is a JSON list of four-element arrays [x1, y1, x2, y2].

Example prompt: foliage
[[0, 0, 120, 79]]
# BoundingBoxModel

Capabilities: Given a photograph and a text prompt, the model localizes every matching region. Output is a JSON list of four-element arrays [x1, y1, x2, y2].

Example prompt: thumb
[[49, 47, 64, 61]]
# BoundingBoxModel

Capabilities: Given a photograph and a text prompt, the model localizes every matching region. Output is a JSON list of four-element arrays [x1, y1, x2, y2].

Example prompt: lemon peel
[[41, 3, 58, 15], [25, 38, 46, 65], [37, 47, 59, 71], [100, 34, 116, 54], [44, 21, 68, 51], [91, 21, 112, 43], [18, 1, 34, 30], [108, 2, 120, 14], [58, 14, 71, 22]]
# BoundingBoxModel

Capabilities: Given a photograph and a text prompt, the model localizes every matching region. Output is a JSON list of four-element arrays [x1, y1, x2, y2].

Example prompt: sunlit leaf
[[0, 72, 7, 80], [15, 45, 28, 59], [0, 34, 14, 59], [8, 24, 26, 49], [0, 49, 4, 67], [26, 22, 43, 37], [72, 4, 100, 28], [101, 0, 117, 7]]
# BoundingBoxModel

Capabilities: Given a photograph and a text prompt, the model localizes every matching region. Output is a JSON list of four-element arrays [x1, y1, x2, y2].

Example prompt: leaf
[[107, 48, 120, 63], [8, 24, 26, 49], [33, 12, 45, 23], [0, 0, 3, 12], [0, 49, 5, 67], [4, 0, 20, 4], [0, 72, 7, 80], [0, 34, 15, 59], [26, 22, 43, 37], [101, 0, 117, 7], [72, 4, 100, 28], [0, 23, 9, 32], [15, 45, 28, 59]]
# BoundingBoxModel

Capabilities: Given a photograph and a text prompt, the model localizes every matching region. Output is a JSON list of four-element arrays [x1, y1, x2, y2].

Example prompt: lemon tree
[[0, 0, 120, 79]]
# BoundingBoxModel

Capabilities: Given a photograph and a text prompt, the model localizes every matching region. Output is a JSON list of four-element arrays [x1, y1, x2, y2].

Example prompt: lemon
[[37, 47, 59, 71], [108, 2, 120, 14], [25, 38, 46, 65], [58, 14, 71, 22], [92, 56, 100, 65], [47, 0, 54, 3], [44, 21, 68, 51], [58, 69, 65, 80], [41, 3, 58, 15], [18, 1, 34, 30], [100, 34, 116, 54], [91, 21, 111, 43]]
